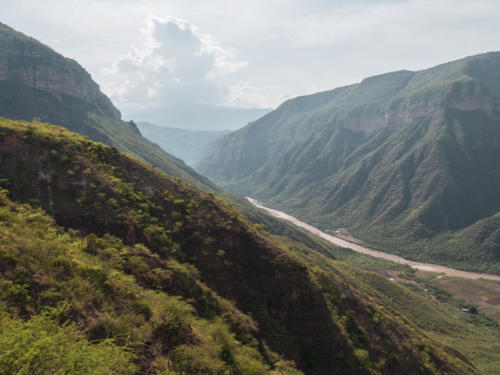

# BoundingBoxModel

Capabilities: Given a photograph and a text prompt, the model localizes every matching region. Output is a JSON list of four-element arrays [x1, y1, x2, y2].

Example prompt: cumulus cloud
[[103, 16, 248, 112]]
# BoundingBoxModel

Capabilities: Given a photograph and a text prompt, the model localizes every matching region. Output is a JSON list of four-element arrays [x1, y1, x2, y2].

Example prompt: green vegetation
[[264, 215, 500, 374], [2, 20, 499, 375], [199, 52, 500, 273], [0, 118, 485, 374], [287, 241, 500, 375], [416, 272, 500, 324], [0, 185, 294, 375], [0, 309, 137, 375]]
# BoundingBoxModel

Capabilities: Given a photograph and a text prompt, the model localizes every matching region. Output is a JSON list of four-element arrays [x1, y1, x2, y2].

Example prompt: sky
[[2, 0, 500, 127]]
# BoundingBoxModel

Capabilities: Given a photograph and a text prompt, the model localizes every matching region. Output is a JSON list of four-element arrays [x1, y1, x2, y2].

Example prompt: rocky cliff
[[0, 23, 119, 120]]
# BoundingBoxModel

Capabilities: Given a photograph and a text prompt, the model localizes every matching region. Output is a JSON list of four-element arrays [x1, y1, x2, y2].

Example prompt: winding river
[[247, 197, 500, 281]]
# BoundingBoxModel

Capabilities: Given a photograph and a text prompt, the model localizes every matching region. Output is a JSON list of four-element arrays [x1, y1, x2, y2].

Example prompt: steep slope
[[137, 122, 230, 166], [0, 22, 215, 191], [199, 52, 500, 273], [0, 193, 278, 375], [0, 118, 477, 375]]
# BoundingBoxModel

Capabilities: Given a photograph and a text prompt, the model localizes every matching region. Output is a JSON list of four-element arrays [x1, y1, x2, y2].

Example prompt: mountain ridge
[[0, 21, 498, 374], [199, 51, 500, 273], [0, 21, 377, 274]]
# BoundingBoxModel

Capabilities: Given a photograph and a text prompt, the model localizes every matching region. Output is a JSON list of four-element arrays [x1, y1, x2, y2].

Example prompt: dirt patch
[[378, 270, 419, 286], [330, 228, 363, 244]]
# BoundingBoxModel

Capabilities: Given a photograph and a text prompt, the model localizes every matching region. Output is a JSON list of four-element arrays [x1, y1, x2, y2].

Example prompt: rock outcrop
[[0, 22, 119, 118]]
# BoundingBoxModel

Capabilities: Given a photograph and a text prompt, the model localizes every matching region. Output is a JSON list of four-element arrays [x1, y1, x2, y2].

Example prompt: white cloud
[[226, 81, 271, 108], [103, 16, 248, 112]]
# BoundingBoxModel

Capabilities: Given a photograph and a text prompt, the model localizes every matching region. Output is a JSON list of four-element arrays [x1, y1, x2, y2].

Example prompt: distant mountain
[[137, 122, 230, 166], [127, 104, 270, 131], [199, 52, 500, 274], [0, 118, 478, 375], [0, 22, 215, 191]]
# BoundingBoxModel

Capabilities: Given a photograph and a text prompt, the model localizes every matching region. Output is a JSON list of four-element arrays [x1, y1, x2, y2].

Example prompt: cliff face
[[0, 23, 119, 119]]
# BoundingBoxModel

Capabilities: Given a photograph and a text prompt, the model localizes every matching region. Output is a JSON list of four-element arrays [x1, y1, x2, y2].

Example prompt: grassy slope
[[249, 208, 500, 375], [199, 52, 500, 273], [0, 119, 480, 375]]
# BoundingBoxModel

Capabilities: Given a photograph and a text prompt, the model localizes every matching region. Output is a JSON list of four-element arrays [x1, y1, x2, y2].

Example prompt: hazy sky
[[2, 0, 500, 115]]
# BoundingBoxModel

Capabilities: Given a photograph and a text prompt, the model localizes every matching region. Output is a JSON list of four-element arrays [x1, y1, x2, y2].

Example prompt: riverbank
[[247, 197, 500, 281]]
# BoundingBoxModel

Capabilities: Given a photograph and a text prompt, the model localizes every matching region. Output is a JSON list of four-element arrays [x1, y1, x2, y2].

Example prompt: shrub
[[0, 281, 31, 308], [133, 300, 153, 321], [0, 314, 137, 374], [144, 225, 174, 257]]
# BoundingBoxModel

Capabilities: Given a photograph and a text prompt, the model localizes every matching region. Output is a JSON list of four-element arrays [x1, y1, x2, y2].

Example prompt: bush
[[0, 313, 137, 374], [133, 300, 152, 321], [0, 281, 31, 308], [144, 225, 175, 257]]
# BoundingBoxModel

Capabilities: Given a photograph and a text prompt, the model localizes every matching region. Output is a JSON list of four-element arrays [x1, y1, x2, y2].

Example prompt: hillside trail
[[247, 197, 500, 281]]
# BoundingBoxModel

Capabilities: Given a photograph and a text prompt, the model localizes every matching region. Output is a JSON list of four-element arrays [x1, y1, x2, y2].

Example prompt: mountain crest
[[199, 51, 500, 274]]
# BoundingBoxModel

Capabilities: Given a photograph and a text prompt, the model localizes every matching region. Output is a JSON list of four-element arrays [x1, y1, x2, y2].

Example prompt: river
[[247, 197, 500, 281]]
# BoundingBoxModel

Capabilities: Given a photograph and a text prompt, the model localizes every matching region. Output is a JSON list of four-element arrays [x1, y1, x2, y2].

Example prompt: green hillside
[[199, 52, 500, 274], [0, 118, 484, 374]]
